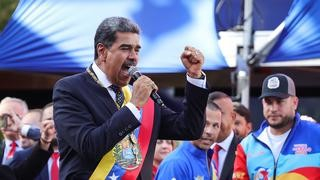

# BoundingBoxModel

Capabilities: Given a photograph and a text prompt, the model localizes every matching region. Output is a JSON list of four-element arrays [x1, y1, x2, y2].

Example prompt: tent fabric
[[263, 0, 320, 66], [214, 0, 292, 31], [0, 0, 228, 73]]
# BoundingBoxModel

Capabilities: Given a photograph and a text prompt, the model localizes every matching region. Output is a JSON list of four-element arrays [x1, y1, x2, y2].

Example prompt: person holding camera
[[18, 109, 42, 149], [8, 102, 59, 180], [0, 118, 56, 180], [0, 97, 29, 164]]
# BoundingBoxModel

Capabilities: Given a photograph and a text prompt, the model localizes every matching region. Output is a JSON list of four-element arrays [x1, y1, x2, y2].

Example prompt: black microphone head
[[128, 66, 142, 81], [128, 66, 165, 107], [128, 66, 138, 77]]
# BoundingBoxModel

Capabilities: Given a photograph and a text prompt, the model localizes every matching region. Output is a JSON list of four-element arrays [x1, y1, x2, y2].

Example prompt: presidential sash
[[90, 86, 154, 180]]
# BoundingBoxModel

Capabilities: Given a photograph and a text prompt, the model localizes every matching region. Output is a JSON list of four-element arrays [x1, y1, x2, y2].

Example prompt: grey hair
[[94, 17, 140, 59], [0, 97, 29, 116]]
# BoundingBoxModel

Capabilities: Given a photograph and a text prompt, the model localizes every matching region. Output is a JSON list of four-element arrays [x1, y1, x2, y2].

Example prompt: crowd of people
[[0, 98, 58, 180], [0, 16, 319, 180]]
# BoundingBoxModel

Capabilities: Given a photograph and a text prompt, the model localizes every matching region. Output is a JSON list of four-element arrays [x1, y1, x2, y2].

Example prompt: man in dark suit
[[209, 91, 241, 180], [53, 17, 209, 179], [0, 97, 28, 164], [5, 144, 50, 180]]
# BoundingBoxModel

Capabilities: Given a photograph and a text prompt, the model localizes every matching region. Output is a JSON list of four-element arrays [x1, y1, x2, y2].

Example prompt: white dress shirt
[[212, 131, 235, 177], [2, 139, 22, 164]]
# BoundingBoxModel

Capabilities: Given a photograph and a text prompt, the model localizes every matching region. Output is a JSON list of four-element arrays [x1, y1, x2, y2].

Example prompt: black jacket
[[0, 142, 52, 180]]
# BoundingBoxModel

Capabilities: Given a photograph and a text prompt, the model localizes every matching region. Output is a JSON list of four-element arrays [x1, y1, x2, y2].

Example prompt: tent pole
[[239, 0, 253, 109]]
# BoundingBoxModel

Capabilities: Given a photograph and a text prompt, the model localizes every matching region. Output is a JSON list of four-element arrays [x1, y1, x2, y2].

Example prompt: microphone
[[128, 66, 165, 107]]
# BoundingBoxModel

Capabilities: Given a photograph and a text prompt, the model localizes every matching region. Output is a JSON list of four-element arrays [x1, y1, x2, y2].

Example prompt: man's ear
[[231, 111, 236, 122], [97, 43, 108, 60], [292, 96, 299, 111]]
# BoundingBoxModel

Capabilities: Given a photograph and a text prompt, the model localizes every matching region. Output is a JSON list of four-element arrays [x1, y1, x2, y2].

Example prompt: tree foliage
[[0, 0, 18, 139], [0, 0, 19, 31]]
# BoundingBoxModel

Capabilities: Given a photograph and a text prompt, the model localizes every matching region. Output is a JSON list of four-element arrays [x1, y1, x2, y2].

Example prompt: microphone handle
[[151, 90, 165, 107], [130, 69, 165, 107]]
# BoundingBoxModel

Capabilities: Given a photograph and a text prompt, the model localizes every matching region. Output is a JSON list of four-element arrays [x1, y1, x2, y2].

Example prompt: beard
[[268, 115, 293, 129]]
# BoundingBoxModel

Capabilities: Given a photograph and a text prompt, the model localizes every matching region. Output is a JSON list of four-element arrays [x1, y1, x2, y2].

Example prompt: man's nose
[[128, 49, 138, 60]]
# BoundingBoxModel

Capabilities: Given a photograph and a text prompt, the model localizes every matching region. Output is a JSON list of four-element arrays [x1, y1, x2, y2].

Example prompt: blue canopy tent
[[214, 0, 292, 31], [245, 0, 320, 125], [258, 0, 320, 66], [0, 0, 229, 74]]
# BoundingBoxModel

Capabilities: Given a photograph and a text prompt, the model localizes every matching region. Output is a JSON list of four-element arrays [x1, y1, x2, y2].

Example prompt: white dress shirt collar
[[91, 62, 141, 120], [92, 62, 112, 89], [4, 138, 21, 149], [217, 130, 234, 152]]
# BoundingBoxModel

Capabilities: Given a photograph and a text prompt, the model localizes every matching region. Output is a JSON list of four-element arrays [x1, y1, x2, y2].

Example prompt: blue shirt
[[155, 141, 215, 180]]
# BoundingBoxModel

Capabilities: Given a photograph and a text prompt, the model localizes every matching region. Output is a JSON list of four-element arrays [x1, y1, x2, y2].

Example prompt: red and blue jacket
[[233, 113, 320, 180]]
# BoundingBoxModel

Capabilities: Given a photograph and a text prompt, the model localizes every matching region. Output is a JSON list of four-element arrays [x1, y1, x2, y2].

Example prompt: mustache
[[124, 60, 136, 67]]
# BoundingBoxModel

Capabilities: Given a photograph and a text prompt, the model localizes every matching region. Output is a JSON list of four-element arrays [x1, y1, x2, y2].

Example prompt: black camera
[[0, 114, 41, 141], [0, 113, 10, 129]]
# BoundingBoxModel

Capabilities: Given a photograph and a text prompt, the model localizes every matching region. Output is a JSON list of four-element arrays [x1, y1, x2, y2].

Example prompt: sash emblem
[[113, 133, 142, 170]]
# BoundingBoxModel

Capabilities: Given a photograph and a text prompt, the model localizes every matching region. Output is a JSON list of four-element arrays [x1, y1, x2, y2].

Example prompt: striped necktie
[[110, 85, 124, 107]]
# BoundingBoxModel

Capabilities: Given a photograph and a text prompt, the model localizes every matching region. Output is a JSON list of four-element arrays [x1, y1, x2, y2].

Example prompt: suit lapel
[[220, 134, 240, 180], [83, 71, 118, 114], [43, 164, 49, 180]]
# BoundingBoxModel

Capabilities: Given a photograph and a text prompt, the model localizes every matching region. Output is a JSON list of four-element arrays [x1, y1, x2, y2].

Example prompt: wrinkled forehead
[[113, 32, 140, 47], [0, 102, 20, 115]]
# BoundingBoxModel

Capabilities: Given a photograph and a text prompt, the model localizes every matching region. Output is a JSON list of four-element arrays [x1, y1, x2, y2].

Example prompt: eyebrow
[[119, 44, 141, 50]]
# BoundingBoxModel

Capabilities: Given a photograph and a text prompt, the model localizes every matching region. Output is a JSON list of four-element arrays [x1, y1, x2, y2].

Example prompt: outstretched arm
[[13, 120, 55, 180]]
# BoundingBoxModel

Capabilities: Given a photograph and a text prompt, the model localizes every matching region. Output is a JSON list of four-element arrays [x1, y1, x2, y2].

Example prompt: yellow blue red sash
[[90, 86, 154, 180]]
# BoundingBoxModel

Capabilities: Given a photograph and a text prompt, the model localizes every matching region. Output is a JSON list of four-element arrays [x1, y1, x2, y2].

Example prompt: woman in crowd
[[152, 139, 176, 179]]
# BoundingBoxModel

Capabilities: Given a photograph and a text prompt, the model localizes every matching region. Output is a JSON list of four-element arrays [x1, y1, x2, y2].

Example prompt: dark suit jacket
[[0, 140, 23, 165], [8, 147, 49, 180], [0, 140, 5, 164], [0, 142, 52, 180], [220, 134, 241, 180], [53, 71, 209, 180]]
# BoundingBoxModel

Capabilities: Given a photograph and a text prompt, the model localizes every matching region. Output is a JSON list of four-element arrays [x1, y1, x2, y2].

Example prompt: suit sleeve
[[13, 142, 52, 180], [158, 81, 209, 140], [7, 150, 26, 168], [233, 144, 249, 180]]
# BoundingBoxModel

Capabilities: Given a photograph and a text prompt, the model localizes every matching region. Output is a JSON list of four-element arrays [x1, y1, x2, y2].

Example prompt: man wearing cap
[[233, 73, 320, 180]]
